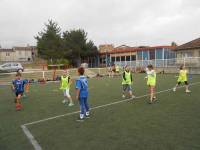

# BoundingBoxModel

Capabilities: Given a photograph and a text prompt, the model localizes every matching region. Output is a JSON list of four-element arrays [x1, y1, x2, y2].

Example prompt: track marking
[[21, 81, 200, 150], [21, 125, 42, 150]]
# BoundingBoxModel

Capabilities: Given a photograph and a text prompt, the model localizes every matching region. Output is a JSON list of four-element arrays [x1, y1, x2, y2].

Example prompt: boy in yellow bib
[[173, 65, 191, 93], [60, 70, 74, 106], [145, 64, 156, 104]]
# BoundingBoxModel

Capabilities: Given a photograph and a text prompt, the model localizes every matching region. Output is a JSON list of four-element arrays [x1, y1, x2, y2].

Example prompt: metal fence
[[114, 57, 200, 68]]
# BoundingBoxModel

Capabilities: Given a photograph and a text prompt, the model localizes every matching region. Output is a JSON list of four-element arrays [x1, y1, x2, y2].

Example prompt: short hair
[[180, 65, 184, 70], [78, 67, 85, 75], [16, 72, 21, 77], [147, 64, 153, 69]]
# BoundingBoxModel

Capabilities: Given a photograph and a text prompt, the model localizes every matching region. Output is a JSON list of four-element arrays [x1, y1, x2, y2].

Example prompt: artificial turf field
[[0, 74, 200, 150]]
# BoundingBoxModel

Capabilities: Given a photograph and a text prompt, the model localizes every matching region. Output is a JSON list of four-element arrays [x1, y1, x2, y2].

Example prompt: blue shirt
[[76, 76, 88, 98], [12, 79, 27, 93]]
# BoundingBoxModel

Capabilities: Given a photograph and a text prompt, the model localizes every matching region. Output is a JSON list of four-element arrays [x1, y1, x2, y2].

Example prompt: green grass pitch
[[0, 74, 200, 150]]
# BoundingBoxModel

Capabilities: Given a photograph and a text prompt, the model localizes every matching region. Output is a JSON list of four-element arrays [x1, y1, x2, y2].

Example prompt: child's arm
[[76, 89, 80, 100]]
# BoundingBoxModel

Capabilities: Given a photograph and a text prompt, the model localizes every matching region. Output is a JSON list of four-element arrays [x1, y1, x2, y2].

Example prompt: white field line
[[21, 81, 200, 150], [21, 125, 42, 150], [23, 81, 200, 126]]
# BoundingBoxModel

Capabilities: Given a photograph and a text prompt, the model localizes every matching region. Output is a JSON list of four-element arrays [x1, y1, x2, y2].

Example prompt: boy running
[[122, 66, 135, 99], [146, 64, 156, 104], [173, 65, 191, 93], [60, 70, 74, 106], [76, 67, 90, 121], [12, 72, 27, 110]]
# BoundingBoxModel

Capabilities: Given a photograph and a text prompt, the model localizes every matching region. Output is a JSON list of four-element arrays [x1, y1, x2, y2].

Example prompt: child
[[146, 64, 156, 104], [75, 67, 90, 121], [173, 65, 191, 93], [23, 79, 30, 98], [122, 66, 135, 99], [12, 72, 27, 110], [60, 70, 74, 106]]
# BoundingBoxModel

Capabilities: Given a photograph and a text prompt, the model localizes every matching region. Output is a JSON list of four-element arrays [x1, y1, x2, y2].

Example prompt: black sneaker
[[85, 115, 90, 119]]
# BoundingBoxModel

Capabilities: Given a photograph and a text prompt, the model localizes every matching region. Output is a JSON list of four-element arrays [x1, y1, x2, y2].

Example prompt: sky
[[0, 0, 200, 48]]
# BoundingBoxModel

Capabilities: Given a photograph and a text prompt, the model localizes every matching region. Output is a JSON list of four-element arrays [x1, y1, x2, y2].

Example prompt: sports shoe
[[186, 90, 191, 93], [62, 100, 67, 104], [173, 87, 176, 92], [122, 95, 126, 98], [76, 117, 84, 122], [131, 95, 136, 99], [68, 103, 74, 107], [85, 112, 90, 118]]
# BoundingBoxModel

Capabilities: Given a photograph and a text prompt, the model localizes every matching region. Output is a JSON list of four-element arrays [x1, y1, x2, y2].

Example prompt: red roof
[[99, 46, 175, 55]]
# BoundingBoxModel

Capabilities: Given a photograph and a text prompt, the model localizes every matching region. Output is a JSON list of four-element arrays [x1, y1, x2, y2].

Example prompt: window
[[126, 56, 130, 61], [121, 56, 125, 61], [111, 57, 115, 62], [143, 51, 149, 60], [116, 57, 120, 61], [131, 55, 136, 61], [184, 52, 193, 57], [156, 49, 163, 59], [137, 51, 142, 60], [149, 50, 155, 60], [6, 52, 10, 56]]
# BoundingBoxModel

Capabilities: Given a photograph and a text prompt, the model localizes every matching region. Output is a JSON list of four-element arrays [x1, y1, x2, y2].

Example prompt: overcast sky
[[0, 0, 200, 48]]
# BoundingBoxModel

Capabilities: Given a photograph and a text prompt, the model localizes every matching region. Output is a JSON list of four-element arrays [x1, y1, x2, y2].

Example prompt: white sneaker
[[173, 87, 176, 92], [186, 90, 191, 93], [68, 103, 74, 107], [122, 95, 126, 98], [131, 95, 136, 99], [62, 100, 67, 104]]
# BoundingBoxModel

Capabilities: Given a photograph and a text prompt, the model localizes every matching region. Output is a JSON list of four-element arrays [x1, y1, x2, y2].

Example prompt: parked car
[[0, 63, 24, 73]]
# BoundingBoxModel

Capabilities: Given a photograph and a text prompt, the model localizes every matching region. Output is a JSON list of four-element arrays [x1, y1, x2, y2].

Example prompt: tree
[[35, 20, 98, 66], [171, 41, 178, 47], [62, 29, 98, 66], [35, 20, 63, 59]]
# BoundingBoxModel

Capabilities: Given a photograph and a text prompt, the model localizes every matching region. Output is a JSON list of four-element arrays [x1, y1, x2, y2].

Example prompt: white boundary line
[[21, 81, 200, 150]]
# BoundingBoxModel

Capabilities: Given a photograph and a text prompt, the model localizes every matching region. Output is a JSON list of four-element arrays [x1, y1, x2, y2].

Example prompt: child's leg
[[84, 97, 90, 116], [150, 86, 154, 103], [185, 81, 191, 92], [173, 82, 181, 91], [62, 90, 68, 103], [16, 94, 22, 110], [154, 86, 156, 98], [66, 89, 74, 106], [122, 85, 126, 98], [79, 98, 85, 119], [128, 85, 135, 98]]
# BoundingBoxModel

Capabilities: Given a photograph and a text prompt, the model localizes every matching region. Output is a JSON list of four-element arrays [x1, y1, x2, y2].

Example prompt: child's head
[[16, 72, 21, 79], [147, 64, 154, 70], [63, 70, 68, 76], [78, 67, 85, 75], [180, 65, 184, 70], [125, 66, 130, 72]]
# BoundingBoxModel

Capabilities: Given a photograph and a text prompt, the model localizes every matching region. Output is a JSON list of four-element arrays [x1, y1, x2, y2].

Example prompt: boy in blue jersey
[[76, 67, 90, 121], [12, 72, 27, 110]]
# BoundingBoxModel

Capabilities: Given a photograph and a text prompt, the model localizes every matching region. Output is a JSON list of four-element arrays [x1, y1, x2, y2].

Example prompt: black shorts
[[178, 81, 188, 85], [15, 92, 23, 97]]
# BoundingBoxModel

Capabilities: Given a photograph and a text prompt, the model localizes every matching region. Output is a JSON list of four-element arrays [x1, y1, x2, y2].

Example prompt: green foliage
[[35, 20, 63, 59], [35, 20, 98, 66]]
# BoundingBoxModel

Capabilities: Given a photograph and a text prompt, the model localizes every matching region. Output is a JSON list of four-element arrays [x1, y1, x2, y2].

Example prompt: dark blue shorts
[[15, 91, 23, 97]]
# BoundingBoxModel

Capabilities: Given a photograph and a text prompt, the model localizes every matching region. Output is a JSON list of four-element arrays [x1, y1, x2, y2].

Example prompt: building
[[173, 37, 200, 66], [99, 44, 175, 67], [0, 46, 37, 62], [173, 37, 200, 58]]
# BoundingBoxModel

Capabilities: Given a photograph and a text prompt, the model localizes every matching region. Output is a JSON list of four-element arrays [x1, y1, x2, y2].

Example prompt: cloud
[[0, 0, 200, 48]]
